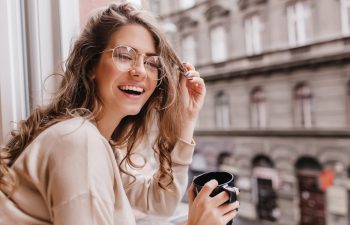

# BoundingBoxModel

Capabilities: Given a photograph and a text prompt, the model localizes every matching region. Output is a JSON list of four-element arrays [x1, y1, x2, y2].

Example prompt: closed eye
[[144, 61, 160, 69], [115, 53, 133, 61]]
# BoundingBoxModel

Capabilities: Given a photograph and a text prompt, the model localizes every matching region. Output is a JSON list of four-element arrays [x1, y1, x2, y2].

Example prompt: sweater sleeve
[[119, 138, 195, 217], [44, 127, 116, 225]]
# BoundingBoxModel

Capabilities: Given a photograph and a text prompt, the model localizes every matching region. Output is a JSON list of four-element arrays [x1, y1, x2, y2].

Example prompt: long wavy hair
[[0, 2, 186, 194]]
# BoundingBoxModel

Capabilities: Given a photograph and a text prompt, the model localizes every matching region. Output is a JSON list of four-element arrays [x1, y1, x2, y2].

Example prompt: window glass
[[180, 0, 195, 10], [215, 91, 230, 128], [250, 87, 266, 128], [181, 34, 196, 65], [245, 14, 262, 55], [287, 1, 311, 46], [294, 83, 313, 128], [210, 25, 227, 63], [341, 0, 350, 34]]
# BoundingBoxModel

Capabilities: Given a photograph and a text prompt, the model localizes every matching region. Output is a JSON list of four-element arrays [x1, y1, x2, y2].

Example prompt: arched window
[[295, 156, 326, 225], [215, 91, 230, 128], [252, 155, 279, 221], [250, 86, 266, 128], [252, 155, 274, 168], [294, 82, 313, 128]]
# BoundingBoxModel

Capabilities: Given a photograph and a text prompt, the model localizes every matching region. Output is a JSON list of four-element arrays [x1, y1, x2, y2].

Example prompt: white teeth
[[119, 85, 144, 93]]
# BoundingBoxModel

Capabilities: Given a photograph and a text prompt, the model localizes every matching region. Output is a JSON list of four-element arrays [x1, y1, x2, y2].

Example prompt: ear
[[90, 68, 97, 80]]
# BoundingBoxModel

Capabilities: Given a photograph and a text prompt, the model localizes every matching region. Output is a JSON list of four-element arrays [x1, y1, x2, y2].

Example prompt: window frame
[[287, 1, 312, 47], [210, 25, 228, 63], [250, 87, 267, 128], [346, 81, 350, 126], [341, 0, 350, 35], [244, 14, 262, 55], [293, 83, 313, 128], [215, 91, 231, 129], [181, 34, 197, 65], [0, 0, 28, 143]]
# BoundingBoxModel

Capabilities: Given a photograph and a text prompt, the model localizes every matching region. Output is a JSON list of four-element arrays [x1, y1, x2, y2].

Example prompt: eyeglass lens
[[112, 46, 163, 81]]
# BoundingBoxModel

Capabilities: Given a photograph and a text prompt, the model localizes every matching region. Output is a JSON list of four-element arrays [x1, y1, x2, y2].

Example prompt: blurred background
[[1, 0, 350, 225]]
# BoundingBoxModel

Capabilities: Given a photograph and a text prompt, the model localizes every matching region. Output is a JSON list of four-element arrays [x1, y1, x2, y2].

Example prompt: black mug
[[193, 171, 237, 225]]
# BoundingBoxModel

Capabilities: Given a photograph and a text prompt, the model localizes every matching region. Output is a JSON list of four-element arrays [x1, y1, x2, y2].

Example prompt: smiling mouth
[[118, 85, 145, 96]]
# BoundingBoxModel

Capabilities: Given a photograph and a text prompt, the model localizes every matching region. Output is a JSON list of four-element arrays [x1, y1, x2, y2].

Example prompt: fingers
[[183, 62, 195, 71], [184, 70, 200, 79], [211, 190, 230, 207], [187, 183, 196, 206], [233, 187, 240, 196], [218, 200, 240, 215], [222, 207, 239, 224], [187, 77, 205, 90], [180, 62, 199, 81], [196, 179, 218, 199]]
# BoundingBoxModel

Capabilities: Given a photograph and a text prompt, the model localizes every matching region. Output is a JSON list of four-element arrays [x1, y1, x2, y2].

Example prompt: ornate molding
[[238, 0, 268, 10], [176, 16, 198, 30], [204, 5, 230, 21]]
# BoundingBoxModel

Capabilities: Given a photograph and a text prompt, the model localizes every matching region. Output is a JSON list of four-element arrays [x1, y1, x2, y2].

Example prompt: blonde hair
[[0, 2, 186, 193]]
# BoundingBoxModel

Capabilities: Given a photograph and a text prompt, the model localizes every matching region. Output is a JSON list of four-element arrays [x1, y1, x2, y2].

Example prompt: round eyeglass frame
[[102, 45, 165, 82]]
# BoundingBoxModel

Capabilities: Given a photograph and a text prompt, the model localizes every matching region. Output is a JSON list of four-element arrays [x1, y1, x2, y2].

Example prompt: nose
[[130, 56, 147, 80]]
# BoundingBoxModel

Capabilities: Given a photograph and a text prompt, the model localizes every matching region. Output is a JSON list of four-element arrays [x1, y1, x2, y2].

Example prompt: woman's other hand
[[187, 180, 240, 225], [178, 63, 206, 142], [179, 63, 206, 121]]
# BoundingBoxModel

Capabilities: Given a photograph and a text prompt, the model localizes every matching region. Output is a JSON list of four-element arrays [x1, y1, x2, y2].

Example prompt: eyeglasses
[[103, 45, 164, 81]]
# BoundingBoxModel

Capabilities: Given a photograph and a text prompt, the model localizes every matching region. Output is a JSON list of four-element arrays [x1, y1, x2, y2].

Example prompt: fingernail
[[185, 71, 191, 76]]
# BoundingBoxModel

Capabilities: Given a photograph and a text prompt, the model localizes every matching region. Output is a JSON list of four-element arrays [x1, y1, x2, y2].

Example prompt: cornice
[[194, 129, 350, 138], [201, 51, 350, 82]]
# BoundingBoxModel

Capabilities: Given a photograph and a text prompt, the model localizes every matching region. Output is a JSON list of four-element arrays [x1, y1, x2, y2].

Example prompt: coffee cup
[[192, 171, 237, 225]]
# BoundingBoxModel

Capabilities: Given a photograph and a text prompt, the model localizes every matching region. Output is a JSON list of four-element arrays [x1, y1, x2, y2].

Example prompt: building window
[[210, 25, 228, 63], [347, 81, 350, 126], [180, 0, 195, 10], [252, 155, 279, 221], [215, 91, 230, 128], [341, 0, 350, 35], [149, 0, 160, 15], [245, 14, 262, 55], [294, 83, 313, 128], [287, 1, 312, 46], [181, 34, 196, 65], [250, 87, 266, 128]]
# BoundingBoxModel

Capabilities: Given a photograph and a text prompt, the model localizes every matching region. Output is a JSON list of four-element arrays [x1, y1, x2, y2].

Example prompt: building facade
[[152, 0, 350, 225]]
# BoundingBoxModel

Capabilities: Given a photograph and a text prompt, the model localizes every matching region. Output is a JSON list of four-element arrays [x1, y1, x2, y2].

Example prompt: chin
[[125, 108, 142, 116]]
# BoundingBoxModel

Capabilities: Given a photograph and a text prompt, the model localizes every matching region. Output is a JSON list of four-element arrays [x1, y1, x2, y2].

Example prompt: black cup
[[193, 171, 237, 225]]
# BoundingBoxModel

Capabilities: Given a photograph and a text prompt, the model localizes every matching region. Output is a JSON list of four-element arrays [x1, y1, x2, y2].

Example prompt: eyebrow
[[134, 47, 158, 57], [144, 52, 158, 57], [113, 44, 158, 56]]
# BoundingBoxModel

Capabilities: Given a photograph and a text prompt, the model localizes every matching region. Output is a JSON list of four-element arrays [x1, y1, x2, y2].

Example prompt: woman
[[0, 2, 239, 225]]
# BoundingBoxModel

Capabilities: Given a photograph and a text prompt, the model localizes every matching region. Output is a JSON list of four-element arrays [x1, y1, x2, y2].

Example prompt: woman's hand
[[187, 180, 240, 225], [179, 63, 206, 122], [178, 63, 206, 142]]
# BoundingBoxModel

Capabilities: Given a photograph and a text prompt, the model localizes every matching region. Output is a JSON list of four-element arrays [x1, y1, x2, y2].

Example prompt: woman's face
[[94, 24, 159, 119]]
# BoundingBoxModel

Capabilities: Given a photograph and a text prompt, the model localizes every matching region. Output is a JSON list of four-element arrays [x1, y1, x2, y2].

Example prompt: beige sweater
[[0, 118, 194, 225]]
